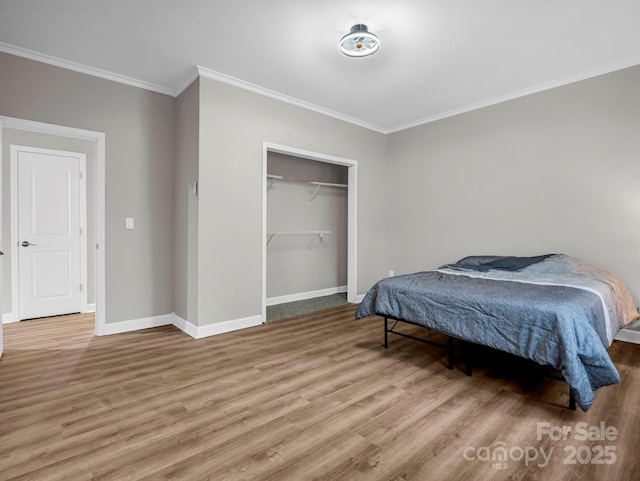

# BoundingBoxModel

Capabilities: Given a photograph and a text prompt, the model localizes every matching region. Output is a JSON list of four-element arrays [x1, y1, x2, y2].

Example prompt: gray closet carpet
[[266, 293, 349, 322]]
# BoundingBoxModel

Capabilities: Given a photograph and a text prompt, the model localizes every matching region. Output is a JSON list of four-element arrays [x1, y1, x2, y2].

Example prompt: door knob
[[21, 241, 37, 247]]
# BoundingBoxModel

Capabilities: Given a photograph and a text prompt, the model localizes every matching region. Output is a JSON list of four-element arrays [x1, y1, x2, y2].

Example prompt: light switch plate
[[125, 218, 134, 229]]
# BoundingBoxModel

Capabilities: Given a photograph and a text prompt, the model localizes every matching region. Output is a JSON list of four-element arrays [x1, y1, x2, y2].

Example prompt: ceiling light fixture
[[339, 24, 380, 58]]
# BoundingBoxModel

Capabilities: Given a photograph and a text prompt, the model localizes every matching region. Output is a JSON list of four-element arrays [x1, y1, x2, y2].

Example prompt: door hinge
[[80, 284, 83, 292]]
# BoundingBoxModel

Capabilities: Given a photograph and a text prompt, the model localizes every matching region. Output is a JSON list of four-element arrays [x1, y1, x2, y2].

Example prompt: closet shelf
[[267, 230, 331, 246], [307, 181, 348, 202]]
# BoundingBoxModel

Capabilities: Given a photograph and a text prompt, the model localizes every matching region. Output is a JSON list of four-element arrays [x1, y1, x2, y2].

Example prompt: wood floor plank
[[1, 308, 639, 480]]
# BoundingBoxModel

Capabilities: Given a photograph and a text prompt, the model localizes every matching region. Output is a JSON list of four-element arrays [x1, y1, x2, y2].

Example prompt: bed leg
[[466, 343, 472, 377], [447, 337, 454, 370], [384, 317, 388, 348], [569, 389, 576, 411]]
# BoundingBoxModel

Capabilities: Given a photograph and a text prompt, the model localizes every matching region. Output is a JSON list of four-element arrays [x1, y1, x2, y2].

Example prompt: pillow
[[442, 254, 556, 272]]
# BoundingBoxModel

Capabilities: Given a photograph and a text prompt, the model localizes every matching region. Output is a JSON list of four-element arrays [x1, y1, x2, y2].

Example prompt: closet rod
[[267, 230, 331, 246], [308, 181, 348, 188], [267, 174, 284, 190], [308, 181, 348, 202]]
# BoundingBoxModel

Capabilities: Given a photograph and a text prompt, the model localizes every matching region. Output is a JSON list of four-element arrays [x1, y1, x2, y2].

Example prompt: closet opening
[[262, 143, 357, 323]]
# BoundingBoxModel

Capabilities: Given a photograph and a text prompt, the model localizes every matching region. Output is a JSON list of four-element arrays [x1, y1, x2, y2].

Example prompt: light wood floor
[[1, 307, 639, 481]]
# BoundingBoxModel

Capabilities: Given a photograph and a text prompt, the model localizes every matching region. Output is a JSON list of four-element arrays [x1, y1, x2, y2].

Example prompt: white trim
[[197, 66, 386, 134], [95, 130, 106, 336], [355, 294, 366, 304], [0, 117, 102, 140], [267, 286, 347, 307], [174, 66, 201, 97], [9, 149, 18, 322], [194, 315, 263, 339], [100, 313, 174, 336], [1, 42, 380, 131], [172, 314, 198, 339], [2, 313, 18, 324], [347, 162, 358, 304], [79, 155, 88, 313], [0, 42, 174, 97], [10, 145, 87, 321], [615, 328, 640, 344], [262, 149, 268, 324], [262, 142, 358, 323], [84, 303, 96, 313], [0, 116, 106, 337], [3, 42, 640, 134], [387, 56, 640, 134], [173, 314, 263, 339]]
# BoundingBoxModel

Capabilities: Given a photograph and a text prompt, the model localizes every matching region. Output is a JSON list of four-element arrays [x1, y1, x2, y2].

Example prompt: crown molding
[[0, 42, 175, 97], [195, 65, 388, 134], [3, 41, 639, 135], [387, 56, 640, 134], [173, 67, 200, 97], [0, 42, 387, 132]]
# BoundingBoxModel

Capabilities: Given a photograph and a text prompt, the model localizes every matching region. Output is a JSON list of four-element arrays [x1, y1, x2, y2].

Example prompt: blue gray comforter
[[355, 255, 638, 411]]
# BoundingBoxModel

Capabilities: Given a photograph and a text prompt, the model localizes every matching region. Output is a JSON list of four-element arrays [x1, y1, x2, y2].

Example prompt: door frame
[[10, 145, 87, 319], [261, 142, 358, 322], [0, 116, 106, 335]]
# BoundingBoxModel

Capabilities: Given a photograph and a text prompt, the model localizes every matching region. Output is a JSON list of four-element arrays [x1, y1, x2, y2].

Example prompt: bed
[[355, 254, 639, 411]]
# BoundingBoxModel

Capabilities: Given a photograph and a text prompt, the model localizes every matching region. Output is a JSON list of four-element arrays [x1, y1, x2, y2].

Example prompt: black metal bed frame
[[383, 316, 576, 410]]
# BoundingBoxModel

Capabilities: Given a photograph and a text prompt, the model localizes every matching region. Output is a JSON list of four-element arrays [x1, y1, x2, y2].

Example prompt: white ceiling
[[1, 0, 640, 133]]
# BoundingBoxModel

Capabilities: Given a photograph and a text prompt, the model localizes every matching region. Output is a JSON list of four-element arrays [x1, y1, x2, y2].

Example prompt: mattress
[[355, 254, 639, 411]]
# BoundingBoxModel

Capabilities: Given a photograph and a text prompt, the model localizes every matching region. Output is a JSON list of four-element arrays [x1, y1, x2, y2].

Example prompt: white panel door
[[18, 149, 81, 320]]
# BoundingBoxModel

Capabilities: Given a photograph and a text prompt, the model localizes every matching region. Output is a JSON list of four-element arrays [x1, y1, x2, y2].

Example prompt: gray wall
[[174, 78, 199, 323], [2, 128, 96, 314], [4, 48, 636, 332], [0, 51, 175, 323], [198, 77, 388, 326], [387, 64, 640, 301], [267, 153, 348, 298]]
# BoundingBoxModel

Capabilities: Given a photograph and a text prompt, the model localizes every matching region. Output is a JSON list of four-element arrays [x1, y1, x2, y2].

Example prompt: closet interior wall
[[266, 152, 348, 305]]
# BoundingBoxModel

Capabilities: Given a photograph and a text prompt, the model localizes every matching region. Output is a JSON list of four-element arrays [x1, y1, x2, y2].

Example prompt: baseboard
[[97, 311, 263, 339], [172, 314, 198, 339], [2, 312, 18, 324], [355, 294, 365, 303], [194, 315, 263, 339], [83, 303, 96, 313], [615, 327, 640, 344], [267, 286, 347, 306], [172, 313, 263, 339], [100, 313, 174, 336]]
